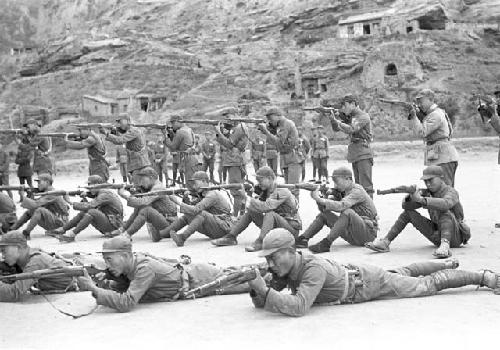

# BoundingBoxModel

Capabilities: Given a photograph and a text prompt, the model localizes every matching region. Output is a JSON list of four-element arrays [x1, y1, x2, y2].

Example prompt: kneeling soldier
[[366, 165, 470, 258], [211, 166, 301, 252], [157, 171, 234, 246], [299, 166, 378, 253], [76, 236, 250, 313], [11, 174, 69, 239], [0, 231, 76, 302], [111, 167, 177, 240], [55, 175, 124, 242], [247, 229, 500, 317]]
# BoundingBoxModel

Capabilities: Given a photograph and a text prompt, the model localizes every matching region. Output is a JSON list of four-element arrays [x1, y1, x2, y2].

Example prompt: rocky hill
[[1, 0, 499, 141]]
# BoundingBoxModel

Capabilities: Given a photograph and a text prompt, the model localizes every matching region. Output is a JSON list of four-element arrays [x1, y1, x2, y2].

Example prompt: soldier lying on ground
[[109, 167, 177, 241], [11, 174, 69, 239], [366, 165, 470, 259], [211, 166, 301, 252], [156, 171, 234, 246], [53, 175, 123, 242], [76, 236, 250, 313], [297, 166, 378, 253], [247, 228, 500, 317]]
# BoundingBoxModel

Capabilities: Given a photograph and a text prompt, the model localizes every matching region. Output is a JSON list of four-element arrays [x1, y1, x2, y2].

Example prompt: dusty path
[[1, 150, 499, 350]]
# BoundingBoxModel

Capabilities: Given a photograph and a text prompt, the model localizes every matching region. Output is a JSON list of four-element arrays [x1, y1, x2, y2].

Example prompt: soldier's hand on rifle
[[311, 188, 321, 201], [216, 121, 223, 134], [169, 195, 180, 205], [410, 188, 424, 204], [257, 123, 267, 133], [98, 126, 108, 135], [117, 188, 128, 198], [247, 268, 267, 294], [77, 269, 97, 292], [408, 104, 417, 120]]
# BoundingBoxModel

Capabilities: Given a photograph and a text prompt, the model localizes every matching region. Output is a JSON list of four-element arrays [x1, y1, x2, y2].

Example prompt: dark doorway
[[406, 26, 413, 33], [385, 63, 398, 76], [363, 24, 371, 35]]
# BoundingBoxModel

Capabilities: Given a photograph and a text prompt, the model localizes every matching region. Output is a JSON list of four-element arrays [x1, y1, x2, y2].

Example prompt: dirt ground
[[1, 149, 500, 350]]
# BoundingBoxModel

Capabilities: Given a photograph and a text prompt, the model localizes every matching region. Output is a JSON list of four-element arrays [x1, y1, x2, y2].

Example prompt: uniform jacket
[[334, 107, 373, 163], [73, 189, 123, 227], [15, 143, 33, 177], [267, 118, 300, 165], [311, 135, 328, 159], [201, 140, 217, 160], [251, 139, 266, 160], [216, 123, 248, 167], [106, 127, 150, 172], [127, 180, 177, 217], [0, 150, 9, 174], [29, 134, 53, 174], [249, 184, 301, 228], [21, 186, 70, 219]]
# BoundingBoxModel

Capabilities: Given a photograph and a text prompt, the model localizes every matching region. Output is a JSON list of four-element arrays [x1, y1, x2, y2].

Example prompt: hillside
[[1, 0, 500, 141]]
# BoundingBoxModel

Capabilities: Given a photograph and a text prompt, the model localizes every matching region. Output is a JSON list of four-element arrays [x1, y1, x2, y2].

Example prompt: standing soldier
[[410, 89, 459, 187], [297, 128, 310, 182], [201, 131, 217, 183], [100, 114, 150, 178], [265, 132, 279, 175], [250, 135, 266, 174], [162, 115, 198, 187], [152, 137, 168, 185], [217, 130, 230, 184], [258, 107, 301, 198], [0, 147, 13, 199], [193, 134, 204, 170], [25, 119, 53, 175], [10, 174, 69, 240], [63, 125, 109, 181], [0, 191, 16, 234], [328, 95, 374, 198], [214, 108, 248, 216], [15, 137, 34, 189], [311, 127, 329, 182], [116, 145, 129, 183]]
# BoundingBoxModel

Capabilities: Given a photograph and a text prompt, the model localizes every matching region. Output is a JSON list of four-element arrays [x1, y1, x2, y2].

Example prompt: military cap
[[332, 166, 353, 179], [134, 166, 158, 178], [25, 118, 42, 127], [420, 165, 444, 180], [265, 106, 284, 117], [87, 175, 104, 185], [416, 89, 435, 100], [116, 113, 131, 122], [255, 165, 275, 179], [190, 171, 209, 182], [169, 114, 182, 123], [35, 173, 53, 184], [204, 130, 213, 135], [99, 236, 132, 253], [340, 94, 358, 106], [258, 228, 296, 257], [0, 231, 28, 247], [220, 106, 238, 116]]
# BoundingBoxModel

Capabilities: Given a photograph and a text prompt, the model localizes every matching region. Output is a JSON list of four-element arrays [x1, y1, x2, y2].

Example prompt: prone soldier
[[409, 89, 459, 187], [366, 166, 470, 259], [297, 166, 378, 253], [53, 175, 124, 242], [310, 127, 329, 182], [0, 191, 17, 234], [201, 131, 217, 183], [246, 229, 500, 317], [157, 171, 235, 246], [10, 174, 69, 240], [211, 166, 301, 252], [63, 124, 110, 181], [110, 167, 177, 241]]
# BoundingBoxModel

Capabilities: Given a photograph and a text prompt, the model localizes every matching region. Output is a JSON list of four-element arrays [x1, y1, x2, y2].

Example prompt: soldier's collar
[[288, 252, 303, 280]]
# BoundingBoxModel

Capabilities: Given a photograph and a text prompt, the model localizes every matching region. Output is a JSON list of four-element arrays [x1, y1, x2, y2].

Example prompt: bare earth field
[[1, 148, 500, 350]]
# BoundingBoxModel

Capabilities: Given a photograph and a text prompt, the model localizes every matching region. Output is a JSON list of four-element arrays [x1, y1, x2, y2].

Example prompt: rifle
[[199, 183, 244, 191], [378, 99, 425, 122], [0, 185, 33, 192], [226, 118, 266, 124], [38, 133, 80, 139], [37, 190, 87, 197], [0, 129, 24, 135], [377, 185, 428, 196], [79, 183, 135, 191], [180, 119, 220, 125], [72, 123, 115, 129], [133, 123, 169, 129], [303, 106, 339, 113], [0, 266, 85, 283], [184, 263, 269, 299], [277, 183, 321, 191], [133, 188, 188, 197]]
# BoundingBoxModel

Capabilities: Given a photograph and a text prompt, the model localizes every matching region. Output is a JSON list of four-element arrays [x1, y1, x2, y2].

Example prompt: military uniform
[[217, 141, 229, 183], [65, 131, 109, 181], [215, 123, 248, 216], [0, 192, 16, 233], [121, 180, 178, 240], [265, 135, 279, 175], [0, 149, 13, 198], [251, 138, 266, 173], [152, 142, 168, 184], [298, 134, 310, 182], [164, 125, 198, 186], [29, 134, 53, 175], [311, 133, 329, 181], [201, 138, 217, 182], [304, 183, 378, 252], [115, 146, 129, 183], [15, 142, 34, 188], [487, 104, 500, 163], [105, 127, 150, 174]]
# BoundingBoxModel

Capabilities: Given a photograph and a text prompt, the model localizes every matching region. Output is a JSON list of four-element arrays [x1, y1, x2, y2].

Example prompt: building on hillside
[[135, 89, 167, 112], [82, 95, 119, 117]]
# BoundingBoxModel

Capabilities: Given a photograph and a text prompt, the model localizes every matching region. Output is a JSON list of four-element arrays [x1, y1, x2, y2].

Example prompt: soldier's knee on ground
[[87, 209, 101, 218]]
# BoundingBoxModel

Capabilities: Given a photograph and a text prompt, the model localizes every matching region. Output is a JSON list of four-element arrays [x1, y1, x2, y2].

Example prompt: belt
[[426, 138, 448, 146]]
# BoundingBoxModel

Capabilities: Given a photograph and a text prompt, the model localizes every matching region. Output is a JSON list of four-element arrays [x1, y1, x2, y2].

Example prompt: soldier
[[147, 141, 156, 169], [310, 127, 329, 182], [296, 166, 378, 253], [0, 191, 16, 234], [0, 231, 78, 302], [366, 165, 470, 259], [214, 108, 248, 216], [163, 115, 198, 187], [409, 89, 459, 187], [115, 145, 129, 183], [15, 137, 34, 189], [10, 174, 69, 240], [297, 128, 310, 182], [211, 166, 301, 252], [265, 133, 279, 175], [76, 236, 250, 313], [63, 125, 110, 181], [250, 135, 266, 174], [110, 167, 177, 241], [25, 119, 53, 175], [327, 95, 374, 198], [217, 130, 230, 184], [201, 131, 217, 183], [100, 114, 150, 177], [53, 175, 124, 242], [156, 171, 234, 246], [193, 134, 204, 169], [246, 229, 500, 317], [0, 147, 13, 199], [258, 107, 301, 198], [152, 137, 168, 185]]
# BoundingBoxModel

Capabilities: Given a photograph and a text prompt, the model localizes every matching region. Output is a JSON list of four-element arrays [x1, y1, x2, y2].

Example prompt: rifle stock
[[377, 185, 419, 195], [79, 183, 134, 191], [0, 266, 85, 282]]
